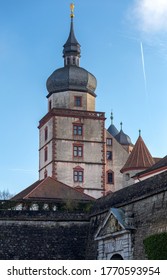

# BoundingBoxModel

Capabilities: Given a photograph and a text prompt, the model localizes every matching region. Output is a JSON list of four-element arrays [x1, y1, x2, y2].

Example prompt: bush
[[143, 232, 167, 259]]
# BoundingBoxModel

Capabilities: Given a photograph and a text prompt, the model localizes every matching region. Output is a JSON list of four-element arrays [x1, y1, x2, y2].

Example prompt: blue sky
[[1, 0, 167, 195]]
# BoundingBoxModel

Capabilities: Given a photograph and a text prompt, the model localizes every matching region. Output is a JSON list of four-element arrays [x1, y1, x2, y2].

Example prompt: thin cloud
[[126, 0, 167, 61], [131, 0, 167, 33]]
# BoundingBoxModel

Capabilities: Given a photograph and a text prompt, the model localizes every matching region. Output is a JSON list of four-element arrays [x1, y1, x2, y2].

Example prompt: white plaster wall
[[56, 162, 103, 192], [39, 141, 52, 170], [123, 169, 145, 187], [105, 130, 129, 192], [56, 140, 103, 163], [39, 163, 53, 180], [39, 118, 53, 149], [48, 91, 95, 111], [56, 116, 103, 142]]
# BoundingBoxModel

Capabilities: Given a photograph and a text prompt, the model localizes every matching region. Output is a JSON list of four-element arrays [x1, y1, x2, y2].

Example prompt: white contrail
[[140, 42, 148, 97]]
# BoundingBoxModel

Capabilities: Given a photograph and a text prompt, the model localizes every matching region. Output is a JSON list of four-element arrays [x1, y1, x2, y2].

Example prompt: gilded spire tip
[[70, 3, 75, 18]]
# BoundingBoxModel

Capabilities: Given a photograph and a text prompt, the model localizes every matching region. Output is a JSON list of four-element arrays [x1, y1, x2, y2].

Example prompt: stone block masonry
[[1, 172, 167, 260], [0, 212, 89, 260]]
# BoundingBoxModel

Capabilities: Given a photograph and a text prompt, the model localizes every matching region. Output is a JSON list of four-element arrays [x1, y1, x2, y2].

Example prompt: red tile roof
[[11, 177, 94, 201], [133, 155, 167, 179], [121, 136, 155, 173]]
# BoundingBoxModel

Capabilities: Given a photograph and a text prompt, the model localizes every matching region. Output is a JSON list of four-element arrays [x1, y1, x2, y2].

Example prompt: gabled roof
[[95, 208, 135, 240], [121, 135, 155, 173], [11, 177, 94, 201]]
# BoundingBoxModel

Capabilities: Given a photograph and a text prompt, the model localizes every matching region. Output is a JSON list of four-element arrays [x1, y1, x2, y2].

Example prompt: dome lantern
[[46, 3, 97, 97], [63, 3, 81, 67]]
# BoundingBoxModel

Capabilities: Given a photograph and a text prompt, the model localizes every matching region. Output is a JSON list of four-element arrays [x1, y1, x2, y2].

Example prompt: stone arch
[[110, 253, 123, 260]]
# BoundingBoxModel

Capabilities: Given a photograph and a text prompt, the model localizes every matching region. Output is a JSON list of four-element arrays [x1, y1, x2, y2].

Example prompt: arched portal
[[110, 254, 123, 260]]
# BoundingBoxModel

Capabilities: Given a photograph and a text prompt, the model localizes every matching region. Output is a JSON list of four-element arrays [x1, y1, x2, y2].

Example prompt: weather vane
[[70, 3, 75, 18]]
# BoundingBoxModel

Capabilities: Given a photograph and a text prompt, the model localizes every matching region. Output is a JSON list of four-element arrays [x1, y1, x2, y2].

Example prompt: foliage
[[143, 232, 167, 260], [60, 199, 94, 212], [0, 198, 94, 213]]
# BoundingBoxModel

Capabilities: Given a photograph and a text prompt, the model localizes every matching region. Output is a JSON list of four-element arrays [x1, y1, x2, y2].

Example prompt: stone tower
[[38, 4, 105, 198]]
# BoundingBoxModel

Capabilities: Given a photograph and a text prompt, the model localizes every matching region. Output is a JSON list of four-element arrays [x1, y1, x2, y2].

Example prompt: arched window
[[73, 57, 76, 65]]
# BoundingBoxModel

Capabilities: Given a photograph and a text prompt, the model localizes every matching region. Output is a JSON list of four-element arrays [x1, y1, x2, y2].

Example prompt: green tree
[[144, 232, 167, 260]]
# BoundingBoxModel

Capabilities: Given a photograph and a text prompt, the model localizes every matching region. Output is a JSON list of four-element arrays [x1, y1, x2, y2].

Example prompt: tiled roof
[[121, 136, 155, 173], [11, 180, 42, 201], [11, 177, 94, 201], [92, 171, 167, 214], [134, 155, 167, 178]]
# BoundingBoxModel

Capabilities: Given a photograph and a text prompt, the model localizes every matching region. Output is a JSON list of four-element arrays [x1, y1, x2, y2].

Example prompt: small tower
[[38, 4, 106, 198], [121, 130, 155, 187]]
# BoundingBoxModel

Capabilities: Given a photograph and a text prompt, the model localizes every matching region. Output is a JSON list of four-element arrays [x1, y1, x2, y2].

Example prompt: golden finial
[[70, 3, 75, 18]]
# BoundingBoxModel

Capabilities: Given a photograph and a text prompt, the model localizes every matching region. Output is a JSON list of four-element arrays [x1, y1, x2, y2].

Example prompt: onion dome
[[107, 112, 119, 137], [46, 3, 97, 97], [115, 122, 132, 145], [46, 66, 97, 96]]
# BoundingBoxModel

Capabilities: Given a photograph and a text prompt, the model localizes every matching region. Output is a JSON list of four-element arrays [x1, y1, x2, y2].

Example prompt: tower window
[[73, 145, 83, 157], [44, 126, 48, 141], [107, 170, 114, 184], [74, 96, 82, 107], [44, 147, 48, 162], [107, 151, 112, 160], [73, 124, 83, 136], [73, 166, 84, 183], [67, 57, 70, 65], [74, 170, 84, 182], [106, 138, 112, 146], [73, 57, 76, 65]]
